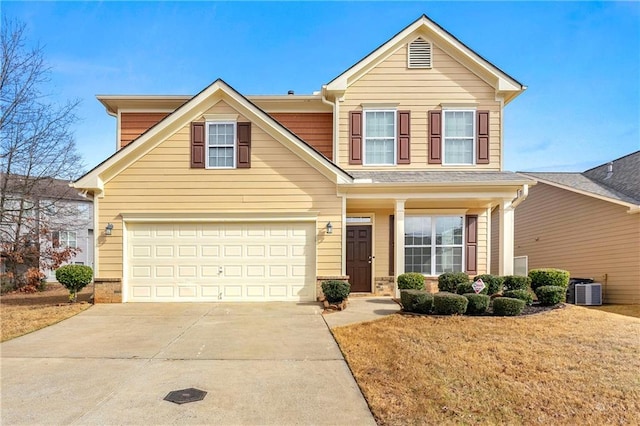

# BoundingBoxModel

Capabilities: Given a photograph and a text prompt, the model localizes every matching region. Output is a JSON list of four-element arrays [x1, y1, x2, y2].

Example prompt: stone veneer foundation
[[93, 278, 122, 303]]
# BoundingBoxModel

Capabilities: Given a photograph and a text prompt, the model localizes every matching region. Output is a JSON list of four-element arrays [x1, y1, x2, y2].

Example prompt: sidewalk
[[322, 297, 400, 328]]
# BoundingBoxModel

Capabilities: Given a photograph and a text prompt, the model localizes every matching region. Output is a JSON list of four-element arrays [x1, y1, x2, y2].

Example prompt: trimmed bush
[[535, 285, 566, 306], [400, 290, 433, 314], [55, 265, 93, 302], [473, 274, 504, 295], [529, 268, 570, 291], [321, 280, 351, 303], [492, 297, 526, 316], [433, 292, 468, 315], [503, 289, 534, 306], [397, 272, 425, 290], [456, 282, 488, 295], [463, 293, 490, 315], [503, 275, 531, 291], [437, 272, 470, 293]]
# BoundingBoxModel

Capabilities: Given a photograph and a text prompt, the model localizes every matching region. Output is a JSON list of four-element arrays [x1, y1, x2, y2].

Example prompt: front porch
[[338, 172, 533, 296]]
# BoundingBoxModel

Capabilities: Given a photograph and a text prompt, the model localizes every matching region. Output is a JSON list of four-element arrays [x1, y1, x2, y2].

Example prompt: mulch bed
[[1, 283, 93, 306]]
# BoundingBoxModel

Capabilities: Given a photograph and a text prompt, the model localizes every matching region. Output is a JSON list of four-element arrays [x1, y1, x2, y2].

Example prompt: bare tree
[[0, 18, 86, 290]]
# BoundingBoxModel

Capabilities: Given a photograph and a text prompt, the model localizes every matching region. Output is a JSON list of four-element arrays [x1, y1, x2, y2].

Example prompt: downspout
[[321, 86, 339, 164], [511, 184, 529, 209]]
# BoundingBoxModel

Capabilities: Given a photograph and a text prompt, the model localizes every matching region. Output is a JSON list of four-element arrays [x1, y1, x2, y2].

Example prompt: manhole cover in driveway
[[164, 388, 207, 404]]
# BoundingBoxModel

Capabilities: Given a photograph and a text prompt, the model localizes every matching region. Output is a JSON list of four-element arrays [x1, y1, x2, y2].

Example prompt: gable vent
[[408, 37, 432, 69]]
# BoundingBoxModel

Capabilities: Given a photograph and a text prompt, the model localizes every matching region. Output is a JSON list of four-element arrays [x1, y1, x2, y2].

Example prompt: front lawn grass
[[588, 304, 640, 318], [1, 283, 92, 342], [332, 305, 640, 425]]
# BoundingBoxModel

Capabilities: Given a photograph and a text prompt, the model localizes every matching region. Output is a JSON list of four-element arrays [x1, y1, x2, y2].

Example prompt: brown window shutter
[[465, 215, 478, 276], [191, 122, 205, 168], [237, 122, 251, 168], [349, 111, 363, 165], [476, 111, 490, 164], [52, 231, 60, 248], [389, 215, 395, 276], [428, 110, 442, 164], [397, 111, 410, 164]]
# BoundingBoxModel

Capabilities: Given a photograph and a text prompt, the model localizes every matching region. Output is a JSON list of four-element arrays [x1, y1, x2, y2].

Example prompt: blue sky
[[3, 1, 639, 174]]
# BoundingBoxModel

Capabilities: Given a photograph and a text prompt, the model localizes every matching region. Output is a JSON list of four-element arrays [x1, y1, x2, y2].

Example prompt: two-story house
[[0, 173, 94, 282], [73, 15, 534, 303]]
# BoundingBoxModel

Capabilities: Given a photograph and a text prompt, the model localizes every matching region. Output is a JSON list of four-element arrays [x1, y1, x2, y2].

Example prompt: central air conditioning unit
[[575, 283, 602, 306]]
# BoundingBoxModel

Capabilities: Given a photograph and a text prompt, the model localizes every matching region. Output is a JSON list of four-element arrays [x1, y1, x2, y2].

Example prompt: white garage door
[[126, 222, 316, 302]]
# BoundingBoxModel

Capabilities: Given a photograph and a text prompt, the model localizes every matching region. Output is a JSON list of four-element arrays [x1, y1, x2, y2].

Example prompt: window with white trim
[[404, 216, 464, 275], [59, 231, 77, 249], [364, 110, 396, 165], [443, 110, 475, 165], [206, 122, 236, 168]]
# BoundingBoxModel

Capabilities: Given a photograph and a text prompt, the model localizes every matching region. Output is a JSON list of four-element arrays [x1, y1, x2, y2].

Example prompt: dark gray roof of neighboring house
[[519, 151, 640, 205], [0, 173, 91, 203], [350, 170, 535, 184], [582, 151, 640, 202]]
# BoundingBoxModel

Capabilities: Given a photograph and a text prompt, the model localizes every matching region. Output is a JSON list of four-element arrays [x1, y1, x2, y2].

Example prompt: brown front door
[[346, 225, 372, 292]]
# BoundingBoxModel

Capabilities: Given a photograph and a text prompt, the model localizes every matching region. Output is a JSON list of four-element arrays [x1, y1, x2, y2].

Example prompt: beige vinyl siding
[[490, 206, 499, 275], [98, 101, 343, 280], [339, 42, 501, 170], [348, 206, 489, 279], [514, 183, 640, 304], [120, 112, 169, 149]]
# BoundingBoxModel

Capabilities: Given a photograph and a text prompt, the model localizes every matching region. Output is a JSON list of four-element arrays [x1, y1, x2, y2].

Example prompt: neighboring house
[[73, 15, 534, 303], [0, 174, 94, 280], [514, 152, 640, 304]]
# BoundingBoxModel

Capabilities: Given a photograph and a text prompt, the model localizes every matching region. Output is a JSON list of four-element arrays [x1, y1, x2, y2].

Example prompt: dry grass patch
[[333, 305, 640, 426], [588, 304, 640, 318], [1, 283, 92, 342]]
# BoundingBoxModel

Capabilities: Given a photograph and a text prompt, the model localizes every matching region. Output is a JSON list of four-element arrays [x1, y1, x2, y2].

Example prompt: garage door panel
[[155, 265, 174, 278], [155, 246, 174, 257], [155, 286, 175, 298], [127, 222, 316, 302], [132, 286, 152, 298], [132, 266, 152, 278], [201, 285, 220, 297], [178, 245, 197, 257]]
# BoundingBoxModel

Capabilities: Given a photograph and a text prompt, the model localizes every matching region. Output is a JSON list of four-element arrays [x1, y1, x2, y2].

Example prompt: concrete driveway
[[0, 303, 375, 425]]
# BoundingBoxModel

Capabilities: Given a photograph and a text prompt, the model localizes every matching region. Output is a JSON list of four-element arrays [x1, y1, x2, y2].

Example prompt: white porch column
[[498, 199, 515, 276], [394, 199, 406, 297]]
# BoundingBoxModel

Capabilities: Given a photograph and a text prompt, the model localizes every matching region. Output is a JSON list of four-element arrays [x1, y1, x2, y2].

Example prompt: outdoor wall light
[[326, 221, 333, 234], [105, 223, 114, 236]]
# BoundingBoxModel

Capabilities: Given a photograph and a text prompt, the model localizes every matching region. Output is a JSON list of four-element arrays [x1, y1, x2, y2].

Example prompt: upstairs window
[[408, 37, 432, 68], [443, 110, 475, 165], [363, 110, 396, 165], [55, 231, 77, 249], [206, 122, 236, 168]]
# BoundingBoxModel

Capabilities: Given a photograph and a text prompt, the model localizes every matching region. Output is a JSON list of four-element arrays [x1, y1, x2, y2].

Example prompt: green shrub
[[529, 269, 570, 291], [400, 290, 433, 314], [437, 272, 470, 293], [503, 289, 534, 305], [321, 280, 351, 303], [456, 282, 488, 295], [535, 285, 566, 306], [463, 293, 490, 315], [503, 275, 531, 291], [473, 274, 504, 295], [397, 272, 425, 290], [492, 297, 526, 316], [55, 265, 93, 302], [433, 292, 468, 315]]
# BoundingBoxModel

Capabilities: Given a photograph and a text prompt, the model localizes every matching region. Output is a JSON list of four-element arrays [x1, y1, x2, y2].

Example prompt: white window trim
[[59, 230, 78, 249], [362, 109, 397, 166], [404, 215, 466, 276], [442, 109, 476, 166], [205, 121, 237, 169]]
